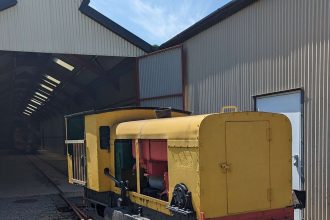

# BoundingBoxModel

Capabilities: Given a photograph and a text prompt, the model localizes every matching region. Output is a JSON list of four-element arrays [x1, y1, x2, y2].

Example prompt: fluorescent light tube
[[45, 74, 61, 84], [40, 83, 54, 92], [53, 58, 74, 71]]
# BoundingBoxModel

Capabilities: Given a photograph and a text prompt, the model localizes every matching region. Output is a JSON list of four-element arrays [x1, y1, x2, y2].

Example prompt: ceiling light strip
[[40, 83, 53, 92], [26, 107, 35, 112], [53, 58, 75, 71], [43, 79, 57, 88], [24, 110, 33, 114], [35, 92, 48, 99], [31, 99, 42, 106], [34, 95, 47, 102], [45, 74, 61, 84], [28, 104, 38, 109]]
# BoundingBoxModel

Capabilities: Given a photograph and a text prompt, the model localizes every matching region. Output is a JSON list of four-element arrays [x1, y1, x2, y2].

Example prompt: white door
[[256, 91, 303, 220]]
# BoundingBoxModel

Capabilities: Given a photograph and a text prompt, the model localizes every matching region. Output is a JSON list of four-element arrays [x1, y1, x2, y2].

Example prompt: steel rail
[[25, 154, 91, 220]]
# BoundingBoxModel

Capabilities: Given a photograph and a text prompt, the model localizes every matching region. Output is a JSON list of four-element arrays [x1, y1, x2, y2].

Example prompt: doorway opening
[[254, 89, 304, 220]]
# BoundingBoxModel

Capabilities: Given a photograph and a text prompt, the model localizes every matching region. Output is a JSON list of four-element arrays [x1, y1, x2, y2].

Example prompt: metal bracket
[[221, 106, 238, 113], [219, 162, 231, 173]]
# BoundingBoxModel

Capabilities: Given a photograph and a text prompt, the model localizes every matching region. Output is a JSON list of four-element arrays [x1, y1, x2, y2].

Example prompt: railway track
[[26, 154, 91, 220]]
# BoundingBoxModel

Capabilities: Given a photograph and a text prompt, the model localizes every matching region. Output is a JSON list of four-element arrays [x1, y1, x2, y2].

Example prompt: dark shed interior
[[0, 51, 138, 154]]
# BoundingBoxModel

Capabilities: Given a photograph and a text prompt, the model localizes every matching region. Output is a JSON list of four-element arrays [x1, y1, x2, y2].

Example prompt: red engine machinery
[[132, 140, 169, 200]]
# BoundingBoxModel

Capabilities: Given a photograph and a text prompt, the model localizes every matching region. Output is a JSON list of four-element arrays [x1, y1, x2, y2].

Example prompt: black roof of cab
[[64, 106, 191, 119]]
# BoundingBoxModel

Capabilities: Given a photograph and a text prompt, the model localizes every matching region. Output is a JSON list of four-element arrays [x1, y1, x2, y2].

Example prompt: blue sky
[[90, 0, 232, 45]]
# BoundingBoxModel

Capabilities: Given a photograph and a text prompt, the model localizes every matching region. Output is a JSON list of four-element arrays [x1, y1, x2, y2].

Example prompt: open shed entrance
[[0, 50, 139, 211], [0, 51, 138, 154]]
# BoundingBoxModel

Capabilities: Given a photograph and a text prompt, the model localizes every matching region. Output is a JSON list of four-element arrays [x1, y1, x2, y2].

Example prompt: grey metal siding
[[0, 0, 145, 56], [139, 47, 183, 98], [140, 97, 183, 110], [138, 46, 184, 109], [183, 0, 329, 219]]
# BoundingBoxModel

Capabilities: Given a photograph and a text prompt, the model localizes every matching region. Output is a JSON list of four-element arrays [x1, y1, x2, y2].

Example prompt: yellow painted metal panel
[[85, 116, 99, 190], [116, 115, 208, 140], [225, 121, 271, 214], [129, 192, 172, 215], [267, 115, 292, 209], [198, 113, 292, 219], [198, 115, 227, 217], [67, 154, 73, 184], [84, 109, 189, 192], [167, 146, 201, 215]]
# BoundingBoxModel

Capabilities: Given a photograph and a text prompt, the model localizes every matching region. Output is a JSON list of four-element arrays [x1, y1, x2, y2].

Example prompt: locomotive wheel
[[172, 183, 189, 209], [104, 208, 124, 220]]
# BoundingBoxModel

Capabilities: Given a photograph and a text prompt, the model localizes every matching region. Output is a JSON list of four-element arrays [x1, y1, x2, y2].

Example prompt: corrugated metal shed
[[140, 96, 183, 110], [180, 0, 330, 219], [138, 46, 184, 109], [0, 0, 148, 56]]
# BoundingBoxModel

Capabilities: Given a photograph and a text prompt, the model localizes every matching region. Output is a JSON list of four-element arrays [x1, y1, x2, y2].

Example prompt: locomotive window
[[99, 126, 110, 150], [114, 140, 137, 192]]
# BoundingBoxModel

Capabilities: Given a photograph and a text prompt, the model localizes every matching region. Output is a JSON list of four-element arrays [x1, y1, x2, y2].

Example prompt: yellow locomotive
[[65, 107, 298, 220]]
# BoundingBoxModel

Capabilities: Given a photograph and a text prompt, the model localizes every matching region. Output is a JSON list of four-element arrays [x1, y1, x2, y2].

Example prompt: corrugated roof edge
[[79, 0, 154, 53], [160, 0, 258, 49], [64, 106, 191, 119], [0, 0, 17, 12]]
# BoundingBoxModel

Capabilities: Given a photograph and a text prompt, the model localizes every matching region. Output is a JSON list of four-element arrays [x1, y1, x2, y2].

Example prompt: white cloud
[[127, 0, 212, 44], [90, 0, 228, 45]]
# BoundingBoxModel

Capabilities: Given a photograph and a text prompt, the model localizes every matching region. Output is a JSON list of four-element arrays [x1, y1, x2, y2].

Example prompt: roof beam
[[0, 0, 17, 12], [79, 0, 153, 53]]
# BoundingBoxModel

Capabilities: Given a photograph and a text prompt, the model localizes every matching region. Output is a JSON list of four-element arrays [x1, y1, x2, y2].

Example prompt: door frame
[[253, 88, 305, 190]]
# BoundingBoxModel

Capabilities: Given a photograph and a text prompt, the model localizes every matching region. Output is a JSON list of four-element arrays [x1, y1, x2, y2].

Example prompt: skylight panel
[[24, 109, 33, 114], [31, 99, 42, 106], [35, 92, 48, 99], [45, 74, 61, 84], [26, 107, 35, 112], [34, 95, 46, 102], [53, 58, 75, 71], [43, 79, 57, 88], [23, 112, 31, 116], [28, 104, 38, 109], [40, 83, 54, 92]]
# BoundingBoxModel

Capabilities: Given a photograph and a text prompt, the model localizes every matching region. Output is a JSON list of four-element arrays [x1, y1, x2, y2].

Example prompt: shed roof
[[0, 0, 152, 56], [0, 0, 155, 121], [160, 0, 258, 49], [79, 0, 153, 53], [65, 106, 191, 118]]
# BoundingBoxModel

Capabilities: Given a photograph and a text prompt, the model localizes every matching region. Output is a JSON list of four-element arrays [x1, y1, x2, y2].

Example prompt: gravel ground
[[0, 151, 83, 220], [0, 194, 76, 220]]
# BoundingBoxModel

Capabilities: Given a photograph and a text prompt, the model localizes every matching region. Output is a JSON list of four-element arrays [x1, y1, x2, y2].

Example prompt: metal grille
[[66, 140, 86, 186]]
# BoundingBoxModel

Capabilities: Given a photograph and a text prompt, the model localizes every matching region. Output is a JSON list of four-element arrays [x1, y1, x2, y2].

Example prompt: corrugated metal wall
[[0, 0, 144, 57], [138, 46, 184, 109], [140, 96, 183, 110], [183, 0, 329, 219]]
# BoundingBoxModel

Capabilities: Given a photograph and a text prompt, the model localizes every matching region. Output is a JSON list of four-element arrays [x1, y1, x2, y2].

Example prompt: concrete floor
[[0, 150, 83, 219]]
